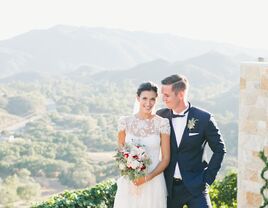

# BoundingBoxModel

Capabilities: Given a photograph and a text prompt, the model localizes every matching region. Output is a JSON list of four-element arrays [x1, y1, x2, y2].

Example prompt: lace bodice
[[118, 115, 170, 137], [118, 115, 170, 171]]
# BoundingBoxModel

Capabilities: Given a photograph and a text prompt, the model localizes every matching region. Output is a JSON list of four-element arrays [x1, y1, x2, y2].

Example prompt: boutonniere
[[187, 118, 198, 131]]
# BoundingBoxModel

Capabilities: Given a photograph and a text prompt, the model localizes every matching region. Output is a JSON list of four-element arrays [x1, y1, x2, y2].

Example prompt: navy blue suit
[[157, 105, 226, 207]]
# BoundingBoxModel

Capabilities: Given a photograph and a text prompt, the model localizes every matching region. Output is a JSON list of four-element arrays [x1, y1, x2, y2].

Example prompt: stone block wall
[[238, 62, 268, 207]]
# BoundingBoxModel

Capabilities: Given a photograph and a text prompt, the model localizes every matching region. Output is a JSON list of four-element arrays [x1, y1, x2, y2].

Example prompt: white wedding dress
[[113, 115, 170, 208]]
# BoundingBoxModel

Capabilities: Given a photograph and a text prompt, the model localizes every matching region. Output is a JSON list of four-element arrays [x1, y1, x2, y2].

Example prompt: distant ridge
[[0, 25, 265, 77], [0, 71, 45, 83], [87, 51, 239, 88]]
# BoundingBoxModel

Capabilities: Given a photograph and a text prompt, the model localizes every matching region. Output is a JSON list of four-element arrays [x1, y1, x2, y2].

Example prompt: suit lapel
[[168, 109, 179, 149]]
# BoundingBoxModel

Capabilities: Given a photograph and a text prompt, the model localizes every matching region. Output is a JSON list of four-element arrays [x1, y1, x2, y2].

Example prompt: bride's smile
[[137, 90, 157, 116]]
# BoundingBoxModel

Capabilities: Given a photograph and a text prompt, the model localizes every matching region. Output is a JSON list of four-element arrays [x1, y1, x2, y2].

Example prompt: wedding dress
[[113, 115, 170, 208]]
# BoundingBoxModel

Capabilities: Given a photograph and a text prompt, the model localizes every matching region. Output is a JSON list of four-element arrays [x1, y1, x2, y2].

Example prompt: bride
[[113, 81, 170, 208]]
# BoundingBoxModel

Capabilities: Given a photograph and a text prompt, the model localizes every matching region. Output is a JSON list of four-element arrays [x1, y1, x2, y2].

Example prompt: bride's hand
[[133, 176, 147, 186]]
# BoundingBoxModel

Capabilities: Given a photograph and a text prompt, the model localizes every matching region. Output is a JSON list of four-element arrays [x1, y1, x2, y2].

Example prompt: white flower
[[127, 158, 140, 169], [119, 163, 126, 170], [130, 148, 139, 156], [137, 146, 145, 154], [187, 118, 198, 130]]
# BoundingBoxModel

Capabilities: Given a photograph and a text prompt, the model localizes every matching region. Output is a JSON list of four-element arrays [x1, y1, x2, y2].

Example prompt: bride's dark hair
[[137, 81, 158, 97]]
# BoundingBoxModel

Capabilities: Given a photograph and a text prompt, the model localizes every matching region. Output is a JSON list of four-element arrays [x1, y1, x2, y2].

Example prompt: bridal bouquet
[[114, 143, 151, 181]]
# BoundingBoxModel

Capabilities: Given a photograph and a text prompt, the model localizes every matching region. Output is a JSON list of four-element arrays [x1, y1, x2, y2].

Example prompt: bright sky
[[1, 0, 268, 50]]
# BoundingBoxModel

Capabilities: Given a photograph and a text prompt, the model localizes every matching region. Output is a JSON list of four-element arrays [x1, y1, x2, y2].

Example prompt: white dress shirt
[[172, 104, 189, 179]]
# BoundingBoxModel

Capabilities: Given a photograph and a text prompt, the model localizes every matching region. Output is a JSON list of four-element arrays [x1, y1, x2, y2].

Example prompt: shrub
[[32, 179, 117, 208], [59, 165, 96, 188], [33, 172, 237, 208], [209, 171, 237, 208], [6, 96, 36, 116]]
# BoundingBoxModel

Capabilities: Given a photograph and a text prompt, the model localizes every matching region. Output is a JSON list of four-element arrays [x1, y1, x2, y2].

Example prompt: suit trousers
[[167, 179, 212, 208]]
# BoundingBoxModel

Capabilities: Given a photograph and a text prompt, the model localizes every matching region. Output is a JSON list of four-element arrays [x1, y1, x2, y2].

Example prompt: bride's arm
[[133, 133, 170, 185], [117, 130, 126, 147]]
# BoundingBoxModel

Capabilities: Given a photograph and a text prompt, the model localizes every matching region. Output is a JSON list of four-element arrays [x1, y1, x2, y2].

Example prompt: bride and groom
[[113, 74, 226, 208]]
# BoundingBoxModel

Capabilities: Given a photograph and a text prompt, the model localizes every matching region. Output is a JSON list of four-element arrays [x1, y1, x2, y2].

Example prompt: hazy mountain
[[0, 47, 32, 78], [91, 58, 170, 84], [210, 84, 239, 116], [65, 65, 105, 82], [170, 51, 240, 87], [88, 51, 240, 89], [0, 25, 265, 77], [180, 51, 240, 78], [0, 71, 45, 83]]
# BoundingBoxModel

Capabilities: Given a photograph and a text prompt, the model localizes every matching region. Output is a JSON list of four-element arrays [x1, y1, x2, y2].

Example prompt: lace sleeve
[[160, 118, 170, 135], [118, 116, 127, 131]]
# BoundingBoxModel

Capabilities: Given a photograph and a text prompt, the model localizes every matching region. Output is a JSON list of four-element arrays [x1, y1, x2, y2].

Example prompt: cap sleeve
[[118, 116, 127, 131], [160, 118, 170, 135]]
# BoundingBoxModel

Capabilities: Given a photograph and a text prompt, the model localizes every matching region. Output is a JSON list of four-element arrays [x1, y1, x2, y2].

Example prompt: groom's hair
[[161, 74, 189, 95]]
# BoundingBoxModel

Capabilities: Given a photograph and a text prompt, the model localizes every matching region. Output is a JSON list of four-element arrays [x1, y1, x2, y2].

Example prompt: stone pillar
[[238, 61, 268, 207]]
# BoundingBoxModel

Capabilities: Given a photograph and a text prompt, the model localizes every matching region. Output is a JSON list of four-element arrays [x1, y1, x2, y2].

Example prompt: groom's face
[[161, 84, 181, 110]]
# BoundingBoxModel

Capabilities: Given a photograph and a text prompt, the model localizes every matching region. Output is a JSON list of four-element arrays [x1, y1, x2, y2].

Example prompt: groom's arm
[[204, 114, 226, 185]]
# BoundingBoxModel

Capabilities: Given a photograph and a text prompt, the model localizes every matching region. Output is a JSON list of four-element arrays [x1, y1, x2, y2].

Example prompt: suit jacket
[[157, 105, 226, 197]]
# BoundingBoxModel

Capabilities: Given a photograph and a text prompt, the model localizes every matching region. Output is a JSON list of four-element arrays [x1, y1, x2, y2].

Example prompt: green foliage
[[0, 174, 20, 204], [6, 96, 40, 116], [209, 171, 237, 208], [0, 170, 41, 205], [32, 179, 117, 208], [34, 172, 237, 208], [94, 161, 118, 182], [59, 165, 96, 188], [17, 183, 41, 201], [259, 150, 268, 208]]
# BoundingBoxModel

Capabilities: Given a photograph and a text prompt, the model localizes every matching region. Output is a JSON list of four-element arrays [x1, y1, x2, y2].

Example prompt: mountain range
[[0, 25, 266, 78]]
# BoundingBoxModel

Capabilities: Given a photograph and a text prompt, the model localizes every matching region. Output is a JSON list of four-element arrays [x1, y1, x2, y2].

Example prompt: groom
[[157, 74, 226, 208]]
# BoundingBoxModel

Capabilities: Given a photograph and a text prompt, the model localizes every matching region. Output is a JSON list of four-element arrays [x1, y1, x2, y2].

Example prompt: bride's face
[[137, 90, 157, 114]]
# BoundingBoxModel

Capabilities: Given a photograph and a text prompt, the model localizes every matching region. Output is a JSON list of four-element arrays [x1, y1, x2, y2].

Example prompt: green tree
[[17, 183, 41, 201], [59, 165, 96, 188], [6, 96, 36, 116], [209, 171, 237, 208]]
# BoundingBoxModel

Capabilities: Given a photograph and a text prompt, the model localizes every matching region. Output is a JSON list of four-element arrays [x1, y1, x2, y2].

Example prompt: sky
[[0, 0, 268, 50]]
